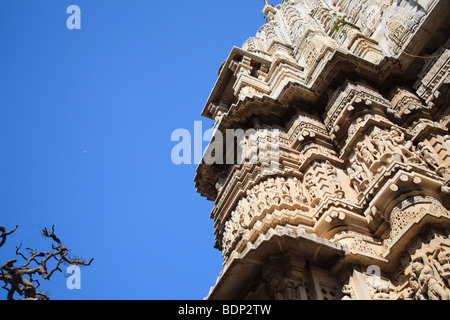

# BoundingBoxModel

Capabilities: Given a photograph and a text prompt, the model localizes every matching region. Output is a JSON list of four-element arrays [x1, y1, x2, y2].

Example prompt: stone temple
[[194, 0, 450, 300]]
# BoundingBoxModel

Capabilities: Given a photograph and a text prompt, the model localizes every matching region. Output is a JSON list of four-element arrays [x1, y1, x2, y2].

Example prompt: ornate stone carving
[[195, 0, 450, 300], [418, 142, 440, 169], [220, 175, 311, 258], [387, 197, 450, 246], [408, 250, 450, 300], [348, 126, 427, 190], [433, 247, 450, 287]]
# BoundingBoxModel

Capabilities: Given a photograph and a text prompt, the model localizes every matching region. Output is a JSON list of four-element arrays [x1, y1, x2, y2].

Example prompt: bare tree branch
[[0, 226, 18, 248], [0, 225, 93, 300]]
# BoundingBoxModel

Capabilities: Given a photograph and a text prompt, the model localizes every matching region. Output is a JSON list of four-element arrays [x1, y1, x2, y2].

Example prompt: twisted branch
[[0, 225, 93, 300], [0, 225, 18, 248]]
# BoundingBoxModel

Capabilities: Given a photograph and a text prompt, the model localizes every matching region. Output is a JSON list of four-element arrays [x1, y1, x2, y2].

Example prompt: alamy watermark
[[171, 121, 280, 176], [66, 264, 81, 290], [366, 265, 382, 290], [66, 5, 81, 30]]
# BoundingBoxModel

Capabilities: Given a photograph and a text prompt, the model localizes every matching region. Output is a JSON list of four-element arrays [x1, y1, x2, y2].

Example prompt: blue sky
[[0, 0, 278, 300]]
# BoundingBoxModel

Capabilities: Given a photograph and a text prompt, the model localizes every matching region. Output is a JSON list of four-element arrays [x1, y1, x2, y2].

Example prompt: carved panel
[[397, 232, 450, 300], [221, 175, 310, 258], [386, 197, 450, 246]]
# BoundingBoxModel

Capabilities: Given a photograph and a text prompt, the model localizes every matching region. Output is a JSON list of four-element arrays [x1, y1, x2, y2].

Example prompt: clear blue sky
[[0, 0, 279, 300]]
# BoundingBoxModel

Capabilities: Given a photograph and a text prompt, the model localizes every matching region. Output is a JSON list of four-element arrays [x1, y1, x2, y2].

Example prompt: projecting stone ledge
[[206, 226, 345, 300]]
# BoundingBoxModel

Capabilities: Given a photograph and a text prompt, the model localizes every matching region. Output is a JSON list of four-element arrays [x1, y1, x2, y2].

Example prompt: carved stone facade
[[195, 0, 450, 300]]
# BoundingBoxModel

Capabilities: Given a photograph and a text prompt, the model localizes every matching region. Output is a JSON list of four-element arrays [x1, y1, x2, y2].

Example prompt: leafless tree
[[0, 225, 18, 249], [0, 225, 93, 300]]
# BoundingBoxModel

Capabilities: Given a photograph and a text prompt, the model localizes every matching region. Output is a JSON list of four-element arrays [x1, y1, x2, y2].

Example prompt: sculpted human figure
[[432, 248, 450, 287], [240, 196, 250, 221], [223, 219, 233, 253], [369, 130, 388, 155], [347, 166, 362, 193], [325, 161, 342, 193], [390, 126, 420, 161], [356, 142, 376, 167], [410, 254, 449, 300], [294, 177, 304, 193], [279, 177, 293, 204], [261, 180, 271, 208], [304, 172, 319, 201], [390, 127, 406, 145], [288, 177, 308, 204], [381, 128, 399, 151], [278, 177, 290, 195], [287, 177, 299, 199], [233, 210, 244, 236], [409, 260, 426, 300], [352, 160, 369, 185], [248, 185, 256, 210], [263, 178, 279, 206], [418, 142, 440, 169], [253, 184, 266, 212], [418, 264, 449, 300], [268, 178, 281, 205]]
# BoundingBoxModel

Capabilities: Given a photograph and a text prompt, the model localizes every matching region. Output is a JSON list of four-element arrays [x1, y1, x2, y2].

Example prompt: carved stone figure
[[278, 177, 289, 195], [389, 127, 417, 159], [373, 284, 392, 300], [267, 178, 281, 205], [304, 172, 320, 202], [369, 130, 387, 155], [409, 254, 450, 300], [325, 161, 343, 194], [379, 129, 398, 154], [418, 264, 449, 300], [409, 260, 426, 300], [356, 142, 376, 168], [396, 287, 415, 300], [240, 197, 250, 221], [287, 177, 307, 204], [347, 166, 361, 193], [350, 160, 369, 192], [432, 248, 450, 287], [418, 142, 440, 169]]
